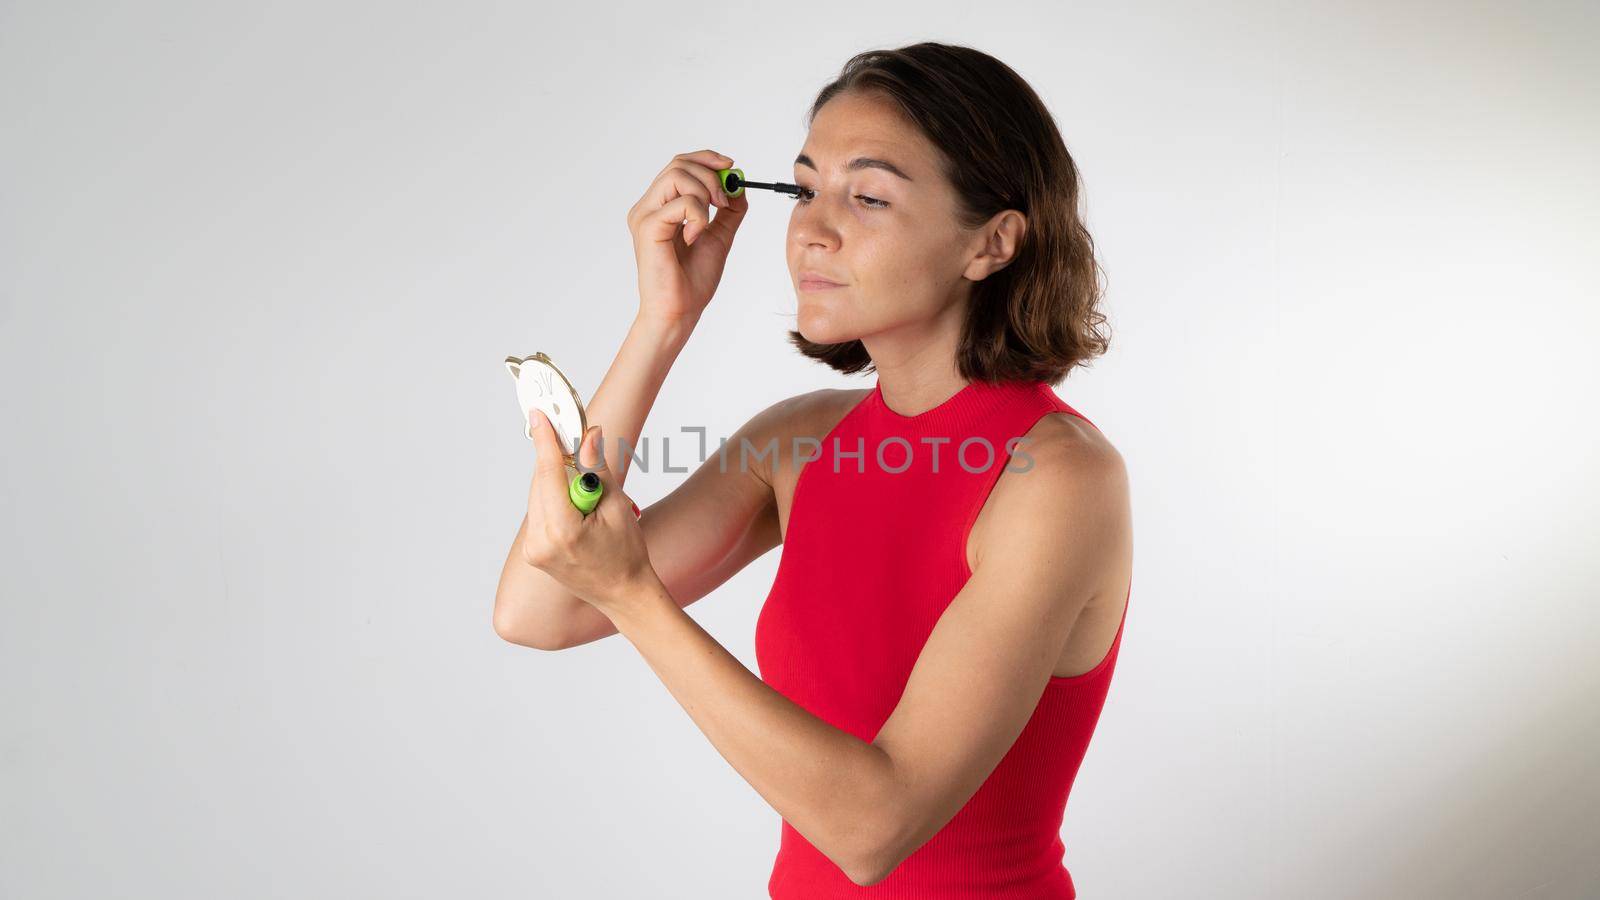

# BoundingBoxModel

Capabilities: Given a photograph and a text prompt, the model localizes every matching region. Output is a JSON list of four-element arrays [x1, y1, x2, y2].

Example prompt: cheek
[[786, 209, 932, 293], [906, 230, 965, 283], [856, 234, 936, 289]]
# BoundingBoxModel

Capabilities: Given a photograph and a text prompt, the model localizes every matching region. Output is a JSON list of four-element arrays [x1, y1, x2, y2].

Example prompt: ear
[[963, 210, 1027, 282], [505, 358, 522, 378]]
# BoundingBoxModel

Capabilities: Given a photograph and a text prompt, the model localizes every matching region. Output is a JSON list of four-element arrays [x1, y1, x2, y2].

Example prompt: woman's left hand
[[521, 408, 656, 616]]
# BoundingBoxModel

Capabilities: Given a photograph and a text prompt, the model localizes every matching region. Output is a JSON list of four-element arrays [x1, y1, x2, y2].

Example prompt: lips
[[799, 271, 845, 288]]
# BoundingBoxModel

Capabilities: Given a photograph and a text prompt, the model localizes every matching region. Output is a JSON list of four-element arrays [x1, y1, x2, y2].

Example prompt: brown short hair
[[788, 42, 1110, 385]]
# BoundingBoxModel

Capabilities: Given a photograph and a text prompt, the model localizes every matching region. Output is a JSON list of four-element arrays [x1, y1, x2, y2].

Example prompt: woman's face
[[786, 91, 987, 346]]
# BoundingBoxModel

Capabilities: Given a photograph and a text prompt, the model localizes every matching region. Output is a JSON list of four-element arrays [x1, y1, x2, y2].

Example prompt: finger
[[683, 148, 736, 169], [654, 171, 715, 246], [641, 166, 723, 247], [665, 164, 727, 211], [660, 151, 736, 205], [578, 425, 635, 523], [702, 187, 748, 244], [629, 150, 734, 231], [527, 408, 576, 525], [658, 166, 720, 210], [573, 424, 629, 527], [595, 474, 636, 528], [574, 424, 616, 503], [647, 195, 711, 246], [634, 165, 716, 234], [652, 150, 730, 184], [576, 422, 604, 472], [576, 424, 613, 484], [570, 424, 641, 523]]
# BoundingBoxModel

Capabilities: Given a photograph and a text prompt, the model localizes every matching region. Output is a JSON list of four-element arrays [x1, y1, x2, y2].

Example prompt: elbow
[[844, 822, 912, 887], [492, 601, 567, 651], [845, 860, 891, 889], [837, 781, 912, 886], [842, 838, 902, 888]]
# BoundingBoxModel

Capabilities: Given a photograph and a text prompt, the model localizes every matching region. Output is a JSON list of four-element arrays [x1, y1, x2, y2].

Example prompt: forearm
[[607, 580, 901, 881], [493, 516, 607, 649], [585, 313, 698, 484], [494, 314, 697, 647]]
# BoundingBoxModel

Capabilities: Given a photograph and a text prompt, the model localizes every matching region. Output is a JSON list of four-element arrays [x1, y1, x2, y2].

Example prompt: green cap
[[569, 470, 603, 515]]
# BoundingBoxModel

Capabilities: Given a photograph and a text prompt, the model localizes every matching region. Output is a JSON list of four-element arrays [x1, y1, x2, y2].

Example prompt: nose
[[789, 196, 840, 251]]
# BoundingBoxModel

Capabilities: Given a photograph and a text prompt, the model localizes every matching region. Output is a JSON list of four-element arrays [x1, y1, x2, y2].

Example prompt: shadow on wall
[[1351, 675, 1599, 897]]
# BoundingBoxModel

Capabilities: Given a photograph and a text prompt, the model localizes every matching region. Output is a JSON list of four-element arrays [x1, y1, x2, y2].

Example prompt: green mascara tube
[[569, 469, 603, 515]]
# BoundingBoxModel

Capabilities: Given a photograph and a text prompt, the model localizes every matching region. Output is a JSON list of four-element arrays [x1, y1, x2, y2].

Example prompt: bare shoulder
[[733, 387, 871, 539], [970, 410, 1131, 585], [1014, 411, 1127, 482], [741, 386, 865, 428], [735, 387, 872, 485]]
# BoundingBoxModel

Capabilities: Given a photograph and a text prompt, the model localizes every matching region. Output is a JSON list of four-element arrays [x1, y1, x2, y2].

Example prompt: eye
[[791, 187, 889, 209]]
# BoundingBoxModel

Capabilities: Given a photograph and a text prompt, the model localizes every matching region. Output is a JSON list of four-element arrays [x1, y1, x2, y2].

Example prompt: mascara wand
[[716, 168, 801, 199]]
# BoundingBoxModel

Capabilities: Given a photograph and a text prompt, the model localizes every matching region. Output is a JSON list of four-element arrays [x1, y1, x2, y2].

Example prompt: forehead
[[798, 92, 933, 177]]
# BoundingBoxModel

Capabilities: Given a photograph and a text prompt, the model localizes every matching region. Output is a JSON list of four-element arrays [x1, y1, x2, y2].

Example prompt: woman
[[494, 42, 1132, 898]]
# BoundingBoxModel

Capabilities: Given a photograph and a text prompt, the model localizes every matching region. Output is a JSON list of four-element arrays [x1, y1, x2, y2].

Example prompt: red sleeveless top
[[755, 376, 1129, 899]]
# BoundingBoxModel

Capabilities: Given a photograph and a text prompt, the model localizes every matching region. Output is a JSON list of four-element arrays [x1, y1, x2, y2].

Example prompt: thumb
[[705, 188, 748, 243], [576, 424, 609, 473], [528, 408, 576, 523], [575, 423, 614, 487], [577, 425, 638, 520]]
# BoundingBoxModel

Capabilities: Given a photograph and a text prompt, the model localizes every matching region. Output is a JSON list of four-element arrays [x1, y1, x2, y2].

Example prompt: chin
[[795, 300, 858, 345]]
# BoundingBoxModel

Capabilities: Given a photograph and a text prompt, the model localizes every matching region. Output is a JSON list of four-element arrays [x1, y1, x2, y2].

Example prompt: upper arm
[[861, 430, 1131, 878], [554, 393, 805, 648]]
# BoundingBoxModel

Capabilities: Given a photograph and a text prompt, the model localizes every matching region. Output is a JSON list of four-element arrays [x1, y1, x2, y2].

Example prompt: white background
[[2, 1, 1596, 897]]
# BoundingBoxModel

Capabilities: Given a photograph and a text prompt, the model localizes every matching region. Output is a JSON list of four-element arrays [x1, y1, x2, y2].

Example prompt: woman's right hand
[[626, 149, 749, 328]]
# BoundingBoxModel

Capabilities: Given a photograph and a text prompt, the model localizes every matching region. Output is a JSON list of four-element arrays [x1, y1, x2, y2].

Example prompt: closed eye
[[791, 187, 889, 209]]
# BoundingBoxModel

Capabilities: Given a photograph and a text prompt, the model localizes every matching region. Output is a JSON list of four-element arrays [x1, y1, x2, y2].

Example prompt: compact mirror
[[505, 352, 587, 465]]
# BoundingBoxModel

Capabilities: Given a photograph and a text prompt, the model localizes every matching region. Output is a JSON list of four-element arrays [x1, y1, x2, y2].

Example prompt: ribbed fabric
[[755, 376, 1129, 899]]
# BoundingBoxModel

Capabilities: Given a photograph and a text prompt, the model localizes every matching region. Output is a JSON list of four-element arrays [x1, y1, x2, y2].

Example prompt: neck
[[860, 296, 972, 416]]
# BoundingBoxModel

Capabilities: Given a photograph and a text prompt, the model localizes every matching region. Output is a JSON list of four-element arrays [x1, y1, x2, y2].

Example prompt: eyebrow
[[794, 153, 914, 182]]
